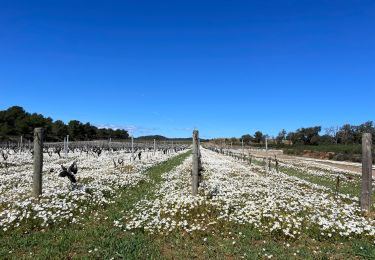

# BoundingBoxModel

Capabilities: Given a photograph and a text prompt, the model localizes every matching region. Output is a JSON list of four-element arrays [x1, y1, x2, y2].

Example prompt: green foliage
[[276, 129, 287, 144], [241, 134, 252, 144], [0, 151, 191, 259], [0, 106, 129, 141], [287, 126, 322, 145], [285, 122, 375, 145], [283, 144, 375, 162], [137, 135, 169, 141], [254, 131, 263, 143]]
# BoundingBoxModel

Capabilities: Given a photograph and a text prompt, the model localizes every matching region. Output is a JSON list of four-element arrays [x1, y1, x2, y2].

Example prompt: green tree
[[241, 134, 252, 144], [338, 124, 354, 144], [355, 121, 375, 143], [230, 137, 238, 145], [68, 120, 84, 140], [276, 129, 287, 144], [286, 132, 298, 145], [254, 131, 263, 143], [0, 123, 12, 138], [293, 126, 321, 145], [0, 106, 130, 141], [82, 123, 97, 140], [52, 120, 69, 141]]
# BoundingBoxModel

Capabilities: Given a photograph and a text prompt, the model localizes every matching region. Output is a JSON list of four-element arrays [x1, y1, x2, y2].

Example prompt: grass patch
[[247, 154, 375, 211], [2, 150, 375, 259], [0, 151, 191, 259], [277, 165, 375, 210], [283, 144, 375, 163], [151, 221, 375, 259]]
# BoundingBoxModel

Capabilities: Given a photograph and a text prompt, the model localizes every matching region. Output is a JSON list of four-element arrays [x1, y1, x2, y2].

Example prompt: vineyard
[[1, 0, 373, 258], [0, 141, 188, 231], [1, 136, 375, 259]]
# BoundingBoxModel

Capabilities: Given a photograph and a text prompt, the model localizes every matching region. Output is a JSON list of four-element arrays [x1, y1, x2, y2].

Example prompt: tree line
[[211, 121, 375, 146], [0, 106, 129, 142], [274, 122, 375, 145]]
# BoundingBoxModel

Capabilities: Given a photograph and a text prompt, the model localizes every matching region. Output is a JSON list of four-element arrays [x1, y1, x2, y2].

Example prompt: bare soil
[[247, 149, 375, 175]]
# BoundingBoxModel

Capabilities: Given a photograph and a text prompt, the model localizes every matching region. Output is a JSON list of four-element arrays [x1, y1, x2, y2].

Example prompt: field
[[1, 145, 375, 259], [0, 143, 187, 232]]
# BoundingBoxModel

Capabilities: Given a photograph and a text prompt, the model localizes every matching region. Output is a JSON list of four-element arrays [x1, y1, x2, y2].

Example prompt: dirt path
[[242, 149, 375, 175]]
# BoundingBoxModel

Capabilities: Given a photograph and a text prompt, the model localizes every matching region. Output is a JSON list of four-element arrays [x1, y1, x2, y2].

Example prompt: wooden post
[[64, 137, 66, 156], [268, 157, 271, 171], [33, 128, 43, 197], [275, 157, 279, 173], [263, 157, 267, 172], [192, 130, 199, 195], [335, 175, 340, 196], [66, 135, 69, 154], [242, 139, 244, 161], [131, 136, 134, 161], [265, 137, 268, 151], [153, 139, 156, 156], [198, 136, 202, 171], [361, 133, 372, 212]]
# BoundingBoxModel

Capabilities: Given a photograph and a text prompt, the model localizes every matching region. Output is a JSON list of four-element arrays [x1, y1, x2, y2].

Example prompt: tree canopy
[[0, 106, 129, 141], [212, 122, 375, 147]]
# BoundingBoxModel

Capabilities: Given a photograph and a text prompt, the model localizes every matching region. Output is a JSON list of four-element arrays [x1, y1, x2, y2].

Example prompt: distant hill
[[136, 135, 169, 141], [136, 135, 208, 142]]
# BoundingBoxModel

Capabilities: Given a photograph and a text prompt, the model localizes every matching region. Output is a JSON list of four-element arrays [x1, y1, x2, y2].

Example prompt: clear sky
[[1, 1, 374, 138]]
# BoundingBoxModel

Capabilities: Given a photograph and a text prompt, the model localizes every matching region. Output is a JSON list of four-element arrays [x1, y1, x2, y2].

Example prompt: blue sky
[[1, 1, 374, 138]]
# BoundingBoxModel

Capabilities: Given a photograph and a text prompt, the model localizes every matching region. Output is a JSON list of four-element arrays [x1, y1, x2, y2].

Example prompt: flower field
[[0, 149, 183, 232], [1, 147, 375, 259], [118, 148, 375, 241]]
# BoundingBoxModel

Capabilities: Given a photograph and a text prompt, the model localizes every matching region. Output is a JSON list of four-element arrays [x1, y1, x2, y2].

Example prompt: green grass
[[2, 150, 375, 259], [149, 219, 375, 259], [277, 165, 375, 211], [247, 154, 375, 211], [0, 151, 191, 259], [283, 144, 375, 163], [137, 153, 375, 259]]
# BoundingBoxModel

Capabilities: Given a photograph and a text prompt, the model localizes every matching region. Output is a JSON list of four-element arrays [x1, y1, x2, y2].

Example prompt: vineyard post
[[153, 139, 156, 156], [242, 138, 244, 161], [20, 135, 23, 151], [33, 128, 43, 197], [360, 133, 372, 212], [265, 137, 268, 151], [131, 136, 134, 161], [275, 157, 279, 172], [192, 130, 199, 195], [263, 157, 267, 173], [268, 157, 271, 171], [67, 135, 69, 154], [64, 137, 67, 157], [335, 175, 340, 196]]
